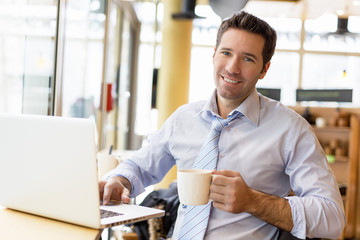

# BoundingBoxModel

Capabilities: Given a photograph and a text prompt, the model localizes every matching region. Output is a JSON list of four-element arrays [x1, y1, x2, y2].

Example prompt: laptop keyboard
[[100, 209, 123, 219]]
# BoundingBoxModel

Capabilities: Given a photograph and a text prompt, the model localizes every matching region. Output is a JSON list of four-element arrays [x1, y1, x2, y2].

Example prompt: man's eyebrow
[[219, 47, 232, 51]]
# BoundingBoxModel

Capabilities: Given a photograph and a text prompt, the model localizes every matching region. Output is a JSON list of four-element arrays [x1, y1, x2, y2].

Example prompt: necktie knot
[[212, 111, 240, 132]]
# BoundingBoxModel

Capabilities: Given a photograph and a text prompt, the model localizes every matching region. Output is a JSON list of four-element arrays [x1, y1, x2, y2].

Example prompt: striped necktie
[[178, 112, 240, 240]]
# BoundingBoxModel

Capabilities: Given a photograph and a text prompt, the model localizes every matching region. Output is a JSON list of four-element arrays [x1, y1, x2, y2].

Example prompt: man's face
[[213, 28, 270, 105]]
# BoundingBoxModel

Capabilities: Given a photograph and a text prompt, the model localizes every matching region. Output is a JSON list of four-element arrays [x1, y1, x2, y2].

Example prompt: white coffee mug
[[97, 153, 119, 180], [177, 169, 212, 205]]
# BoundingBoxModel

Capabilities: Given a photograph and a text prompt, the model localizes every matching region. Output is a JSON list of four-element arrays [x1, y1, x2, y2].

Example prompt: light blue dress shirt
[[111, 89, 345, 239]]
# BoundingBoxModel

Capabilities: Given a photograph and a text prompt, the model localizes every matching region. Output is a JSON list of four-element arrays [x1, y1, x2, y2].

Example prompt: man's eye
[[222, 51, 230, 56], [244, 57, 254, 62]]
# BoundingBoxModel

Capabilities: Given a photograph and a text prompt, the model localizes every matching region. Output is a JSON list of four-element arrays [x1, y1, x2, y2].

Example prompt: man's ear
[[259, 61, 271, 80], [212, 47, 217, 64], [213, 47, 217, 58]]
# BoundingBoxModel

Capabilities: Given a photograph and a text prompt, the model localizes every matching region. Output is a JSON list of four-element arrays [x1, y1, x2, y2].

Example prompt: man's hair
[[215, 11, 277, 69]]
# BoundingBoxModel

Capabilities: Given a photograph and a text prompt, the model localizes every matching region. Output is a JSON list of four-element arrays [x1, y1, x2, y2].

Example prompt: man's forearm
[[246, 189, 293, 232]]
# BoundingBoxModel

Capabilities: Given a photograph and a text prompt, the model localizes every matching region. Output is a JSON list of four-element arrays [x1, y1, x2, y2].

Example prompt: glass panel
[[257, 52, 299, 106], [135, 43, 160, 136], [134, 2, 156, 43], [115, 13, 132, 150], [103, 3, 141, 150], [304, 14, 360, 53], [0, 0, 57, 114], [302, 54, 360, 107], [264, 17, 302, 50], [61, 0, 105, 122], [104, 5, 123, 150], [134, 1, 162, 136], [348, 16, 360, 33], [133, 1, 163, 43], [192, 5, 221, 46], [189, 47, 215, 103]]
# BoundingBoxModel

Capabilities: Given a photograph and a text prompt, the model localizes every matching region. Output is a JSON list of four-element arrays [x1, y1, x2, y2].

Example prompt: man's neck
[[216, 97, 243, 119], [216, 90, 256, 118]]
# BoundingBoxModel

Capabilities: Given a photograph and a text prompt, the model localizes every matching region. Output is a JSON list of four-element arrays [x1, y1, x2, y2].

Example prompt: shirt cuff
[[285, 196, 306, 239], [105, 167, 146, 198]]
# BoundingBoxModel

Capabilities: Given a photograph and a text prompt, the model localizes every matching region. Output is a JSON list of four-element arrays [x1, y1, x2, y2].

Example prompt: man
[[99, 11, 345, 239]]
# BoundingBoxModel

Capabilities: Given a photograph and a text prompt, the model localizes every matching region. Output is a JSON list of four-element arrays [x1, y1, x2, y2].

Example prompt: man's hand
[[210, 169, 293, 232], [210, 169, 250, 213], [99, 176, 131, 205]]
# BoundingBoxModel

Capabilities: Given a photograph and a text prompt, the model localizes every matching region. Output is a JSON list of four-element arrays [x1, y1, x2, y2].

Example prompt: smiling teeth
[[224, 77, 238, 83]]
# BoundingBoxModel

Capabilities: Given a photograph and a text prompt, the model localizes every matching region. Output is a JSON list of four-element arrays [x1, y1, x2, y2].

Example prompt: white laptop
[[0, 113, 164, 229]]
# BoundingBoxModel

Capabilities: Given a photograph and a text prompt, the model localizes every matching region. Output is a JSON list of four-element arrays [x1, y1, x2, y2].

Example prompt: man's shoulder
[[174, 100, 207, 115], [259, 95, 307, 124]]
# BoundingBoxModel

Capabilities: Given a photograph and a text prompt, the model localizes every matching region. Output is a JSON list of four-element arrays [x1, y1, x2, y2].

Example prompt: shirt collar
[[199, 88, 260, 126], [236, 89, 260, 127]]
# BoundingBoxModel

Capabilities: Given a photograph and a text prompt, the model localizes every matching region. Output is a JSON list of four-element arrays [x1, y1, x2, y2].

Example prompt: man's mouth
[[223, 76, 239, 84]]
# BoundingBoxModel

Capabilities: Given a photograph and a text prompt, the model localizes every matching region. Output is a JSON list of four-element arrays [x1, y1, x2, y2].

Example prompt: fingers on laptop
[[121, 188, 130, 204], [101, 178, 130, 205]]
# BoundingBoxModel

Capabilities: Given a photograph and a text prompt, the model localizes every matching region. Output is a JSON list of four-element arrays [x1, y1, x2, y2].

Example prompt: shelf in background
[[312, 125, 350, 133]]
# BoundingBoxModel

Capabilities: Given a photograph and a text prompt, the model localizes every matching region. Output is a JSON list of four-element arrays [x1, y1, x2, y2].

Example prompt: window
[[258, 52, 299, 106], [60, 0, 105, 120], [302, 54, 360, 106], [304, 14, 360, 53], [187, 5, 360, 107], [0, 1, 57, 114]]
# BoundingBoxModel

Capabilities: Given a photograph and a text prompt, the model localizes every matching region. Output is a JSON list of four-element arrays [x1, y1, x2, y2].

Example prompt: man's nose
[[225, 57, 241, 74]]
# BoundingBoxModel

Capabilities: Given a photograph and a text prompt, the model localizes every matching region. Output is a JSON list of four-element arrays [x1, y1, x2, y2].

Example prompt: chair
[[278, 229, 321, 240]]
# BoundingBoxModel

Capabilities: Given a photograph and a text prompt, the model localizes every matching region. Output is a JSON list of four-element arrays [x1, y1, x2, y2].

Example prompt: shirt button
[[219, 153, 224, 158]]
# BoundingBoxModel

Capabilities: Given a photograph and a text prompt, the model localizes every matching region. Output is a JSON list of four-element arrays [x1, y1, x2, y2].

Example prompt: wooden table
[[0, 206, 102, 240]]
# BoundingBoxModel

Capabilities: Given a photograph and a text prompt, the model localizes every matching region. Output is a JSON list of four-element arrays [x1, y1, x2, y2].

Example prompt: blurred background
[[0, 0, 359, 151], [2, 1, 360, 239]]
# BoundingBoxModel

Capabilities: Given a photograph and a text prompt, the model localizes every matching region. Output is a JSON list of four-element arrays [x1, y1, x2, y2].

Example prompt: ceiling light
[[336, 10, 345, 16]]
